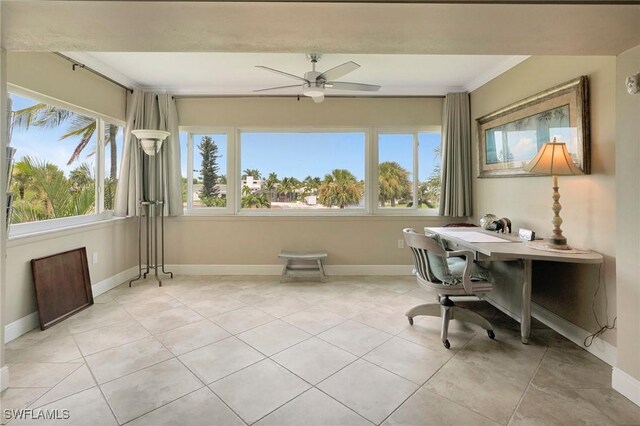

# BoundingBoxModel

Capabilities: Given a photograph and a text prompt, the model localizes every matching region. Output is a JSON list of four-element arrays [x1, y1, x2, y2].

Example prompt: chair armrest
[[445, 250, 475, 294]]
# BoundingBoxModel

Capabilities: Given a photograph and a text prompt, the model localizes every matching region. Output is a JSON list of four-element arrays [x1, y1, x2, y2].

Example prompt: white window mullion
[[413, 132, 419, 209], [231, 129, 240, 213], [96, 119, 105, 213]]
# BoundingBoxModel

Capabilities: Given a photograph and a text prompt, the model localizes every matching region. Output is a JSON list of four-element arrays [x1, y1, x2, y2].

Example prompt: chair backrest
[[403, 228, 450, 284]]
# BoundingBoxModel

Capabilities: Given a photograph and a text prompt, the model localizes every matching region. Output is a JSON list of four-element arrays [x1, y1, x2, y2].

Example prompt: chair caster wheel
[[487, 330, 495, 339], [407, 317, 414, 325], [443, 339, 450, 349]]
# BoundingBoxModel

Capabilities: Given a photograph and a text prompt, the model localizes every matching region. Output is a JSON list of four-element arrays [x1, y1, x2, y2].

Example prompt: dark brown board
[[31, 247, 93, 330]]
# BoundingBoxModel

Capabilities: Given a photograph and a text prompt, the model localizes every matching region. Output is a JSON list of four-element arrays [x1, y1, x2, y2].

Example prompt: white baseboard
[[4, 266, 138, 343], [531, 302, 617, 366], [4, 312, 39, 343], [167, 264, 414, 276], [91, 266, 139, 296], [485, 297, 617, 366], [612, 367, 640, 407], [0, 365, 9, 392]]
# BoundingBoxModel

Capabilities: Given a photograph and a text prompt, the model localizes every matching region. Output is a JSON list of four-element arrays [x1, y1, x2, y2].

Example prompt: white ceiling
[[7, 1, 640, 97], [64, 52, 528, 96]]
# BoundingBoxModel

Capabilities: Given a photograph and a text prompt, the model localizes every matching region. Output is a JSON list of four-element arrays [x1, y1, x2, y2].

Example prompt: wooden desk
[[426, 227, 603, 344]]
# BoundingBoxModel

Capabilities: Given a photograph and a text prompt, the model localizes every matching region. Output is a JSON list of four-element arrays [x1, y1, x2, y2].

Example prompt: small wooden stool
[[278, 251, 328, 282]]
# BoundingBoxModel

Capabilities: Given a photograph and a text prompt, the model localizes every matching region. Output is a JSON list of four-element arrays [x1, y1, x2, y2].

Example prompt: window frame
[[181, 125, 442, 217], [372, 127, 442, 216], [7, 85, 124, 238]]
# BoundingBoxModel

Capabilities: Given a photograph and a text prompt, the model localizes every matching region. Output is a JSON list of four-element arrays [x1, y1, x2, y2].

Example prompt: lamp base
[[546, 235, 571, 250]]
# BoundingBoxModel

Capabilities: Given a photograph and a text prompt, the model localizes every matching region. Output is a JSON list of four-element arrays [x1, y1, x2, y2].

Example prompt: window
[[181, 127, 441, 216], [239, 131, 366, 210], [376, 131, 441, 213], [8, 90, 122, 230]]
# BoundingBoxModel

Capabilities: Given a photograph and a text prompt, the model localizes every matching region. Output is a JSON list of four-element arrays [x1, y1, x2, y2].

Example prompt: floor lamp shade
[[132, 129, 170, 156], [524, 139, 583, 250]]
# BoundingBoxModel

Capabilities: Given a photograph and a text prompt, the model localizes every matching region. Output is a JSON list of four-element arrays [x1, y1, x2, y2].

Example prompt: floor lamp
[[524, 138, 583, 250], [129, 129, 174, 287]]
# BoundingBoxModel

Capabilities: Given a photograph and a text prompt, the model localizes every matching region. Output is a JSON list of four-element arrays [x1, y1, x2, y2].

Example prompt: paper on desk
[[441, 231, 513, 243]]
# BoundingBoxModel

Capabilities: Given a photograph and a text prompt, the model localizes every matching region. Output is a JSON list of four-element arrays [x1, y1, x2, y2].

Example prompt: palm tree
[[318, 169, 363, 209], [12, 102, 119, 180], [241, 186, 271, 209], [379, 161, 411, 207], [264, 172, 279, 202], [279, 177, 294, 202], [10, 157, 95, 223], [242, 168, 261, 180]]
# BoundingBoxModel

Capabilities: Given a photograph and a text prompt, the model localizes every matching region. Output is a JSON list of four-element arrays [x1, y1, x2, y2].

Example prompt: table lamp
[[523, 138, 583, 250]]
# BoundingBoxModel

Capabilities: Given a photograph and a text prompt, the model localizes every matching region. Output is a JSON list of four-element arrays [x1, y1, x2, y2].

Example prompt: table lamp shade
[[523, 140, 583, 176]]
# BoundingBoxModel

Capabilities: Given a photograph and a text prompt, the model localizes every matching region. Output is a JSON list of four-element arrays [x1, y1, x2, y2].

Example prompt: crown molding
[[465, 55, 530, 92]]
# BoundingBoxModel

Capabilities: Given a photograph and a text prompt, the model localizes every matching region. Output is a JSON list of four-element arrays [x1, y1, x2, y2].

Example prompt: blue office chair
[[403, 228, 495, 349]]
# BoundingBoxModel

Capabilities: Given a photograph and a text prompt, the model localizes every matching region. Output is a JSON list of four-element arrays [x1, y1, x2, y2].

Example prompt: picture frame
[[31, 247, 93, 330], [477, 76, 590, 178]]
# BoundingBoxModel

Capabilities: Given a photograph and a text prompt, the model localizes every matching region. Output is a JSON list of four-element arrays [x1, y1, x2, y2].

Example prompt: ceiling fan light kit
[[255, 53, 381, 103]]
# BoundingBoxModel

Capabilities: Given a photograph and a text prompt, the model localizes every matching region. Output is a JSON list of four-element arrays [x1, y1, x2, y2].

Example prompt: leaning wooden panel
[[31, 247, 93, 330]]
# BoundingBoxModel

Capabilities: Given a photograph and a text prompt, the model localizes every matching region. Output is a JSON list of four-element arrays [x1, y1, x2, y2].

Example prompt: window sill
[[7, 214, 130, 247]]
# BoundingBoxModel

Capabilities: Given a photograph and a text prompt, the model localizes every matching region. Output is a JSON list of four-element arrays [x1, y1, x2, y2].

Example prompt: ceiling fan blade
[[312, 94, 325, 103], [317, 61, 360, 82], [255, 66, 309, 83], [326, 81, 381, 92], [253, 84, 301, 93]]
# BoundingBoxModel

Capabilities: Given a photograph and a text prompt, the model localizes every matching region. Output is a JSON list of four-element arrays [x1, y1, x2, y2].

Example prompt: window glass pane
[[9, 93, 97, 224], [103, 123, 122, 210], [378, 134, 413, 208], [418, 132, 442, 210], [193, 134, 227, 208], [240, 132, 365, 210], [180, 132, 188, 208]]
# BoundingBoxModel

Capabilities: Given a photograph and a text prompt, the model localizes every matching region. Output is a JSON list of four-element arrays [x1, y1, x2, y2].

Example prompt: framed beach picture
[[477, 76, 590, 178]]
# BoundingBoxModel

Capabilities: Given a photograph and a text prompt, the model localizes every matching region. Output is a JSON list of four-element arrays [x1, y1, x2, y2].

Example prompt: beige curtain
[[114, 90, 183, 217], [439, 92, 472, 217]]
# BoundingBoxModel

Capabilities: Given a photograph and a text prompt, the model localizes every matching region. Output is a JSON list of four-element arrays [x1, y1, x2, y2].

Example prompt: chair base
[[405, 297, 494, 349]]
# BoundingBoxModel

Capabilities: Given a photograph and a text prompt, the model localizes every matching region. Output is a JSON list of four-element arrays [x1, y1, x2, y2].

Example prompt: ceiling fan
[[254, 53, 381, 103]]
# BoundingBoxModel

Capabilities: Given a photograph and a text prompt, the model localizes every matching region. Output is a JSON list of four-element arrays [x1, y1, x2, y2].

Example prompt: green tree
[[241, 186, 271, 209], [264, 172, 279, 201], [378, 161, 411, 207], [318, 169, 363, 209], [11, 157, 95, 224], [198, 136, 221, 200], [242, 168, 261, 180]]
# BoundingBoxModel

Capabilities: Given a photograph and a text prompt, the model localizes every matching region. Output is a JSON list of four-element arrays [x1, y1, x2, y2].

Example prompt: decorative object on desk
[[626, 71, 639, 95], [492, 217, 512, 233], [518, 228, 536, 241], [477, 76, 590, 178], [526, 240, 591, 254], [31, 248, 93, 330], [524, 138, 583, 250], [129, 129, 174, 287], [479, 213, 498, 230]]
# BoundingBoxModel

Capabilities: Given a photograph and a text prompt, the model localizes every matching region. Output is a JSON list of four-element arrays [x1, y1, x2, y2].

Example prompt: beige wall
[[615, 45, 640, 381], [5, 219, 137, 324], [7, 52, 126, 121], [470, 56, 617, 346], [170, 96, 447, 267], [166, 216, 449, 266], [178, 96, 442, 128]]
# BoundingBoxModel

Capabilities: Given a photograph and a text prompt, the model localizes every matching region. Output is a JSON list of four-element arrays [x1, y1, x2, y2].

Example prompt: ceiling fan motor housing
[[303, 71, 324, 97]]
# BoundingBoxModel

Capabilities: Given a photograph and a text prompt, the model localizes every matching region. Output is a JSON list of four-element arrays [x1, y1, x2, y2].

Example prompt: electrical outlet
[[92, 252, 98, 264], [398, 239, 404, 249]]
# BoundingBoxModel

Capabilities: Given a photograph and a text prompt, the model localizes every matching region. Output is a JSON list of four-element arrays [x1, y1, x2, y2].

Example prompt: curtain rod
[[172, 94, 446, 100], [54, 53, 134, 94]]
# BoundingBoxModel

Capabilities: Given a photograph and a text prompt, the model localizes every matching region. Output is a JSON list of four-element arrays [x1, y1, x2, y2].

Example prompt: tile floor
[[1, 275, 639, 425]]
